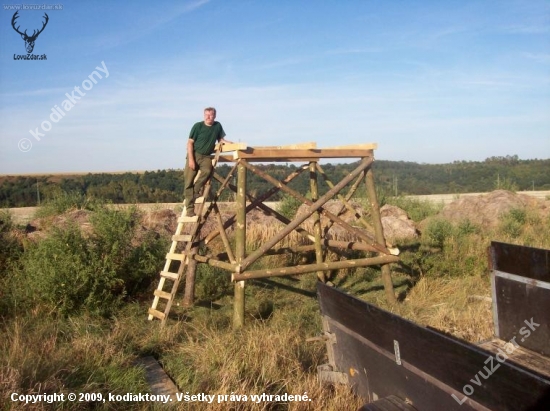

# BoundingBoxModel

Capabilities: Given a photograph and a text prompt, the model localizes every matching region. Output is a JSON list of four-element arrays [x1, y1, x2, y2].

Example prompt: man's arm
[[187, 138, 196, 170], [219, 137, 233, 144]]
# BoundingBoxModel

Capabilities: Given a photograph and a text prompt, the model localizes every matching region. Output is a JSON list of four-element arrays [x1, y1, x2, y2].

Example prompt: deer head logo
[[11, 11, 49, 53]]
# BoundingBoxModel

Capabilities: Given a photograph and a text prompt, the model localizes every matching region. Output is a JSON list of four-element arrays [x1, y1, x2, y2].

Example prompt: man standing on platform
[[184, 107, 232, 217]]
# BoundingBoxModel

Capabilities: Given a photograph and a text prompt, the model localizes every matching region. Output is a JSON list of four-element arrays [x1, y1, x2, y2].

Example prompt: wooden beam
[[324, 143, 378, 150], [232, 255, 400, 281], [244, 142, 317, 150], [216, 142, 248, 152], [219, 156, 320, 163], [192, 254, 236, 272], [232, 148, 375, 160]]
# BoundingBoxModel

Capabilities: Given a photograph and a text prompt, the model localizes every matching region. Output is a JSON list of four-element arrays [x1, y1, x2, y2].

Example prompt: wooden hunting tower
[[148, 142, 400, 327]]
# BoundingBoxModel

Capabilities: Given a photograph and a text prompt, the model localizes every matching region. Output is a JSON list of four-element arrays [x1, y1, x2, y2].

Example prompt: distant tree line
[[1, 156, 549, 207]]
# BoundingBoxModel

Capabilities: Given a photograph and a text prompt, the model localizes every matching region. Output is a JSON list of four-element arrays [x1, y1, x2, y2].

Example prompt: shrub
[[498, 208, 527, 238], [14, 206, 167, 316], [455, 219, 480, 237], [18, 224, 115, 315], [35, 191, 103, 218], [278, 194, 303, 220], [385, 196, 443, 222], [423, 219, 453, 248], [195, 264, 232, 302], [495, 177, 519, 192]]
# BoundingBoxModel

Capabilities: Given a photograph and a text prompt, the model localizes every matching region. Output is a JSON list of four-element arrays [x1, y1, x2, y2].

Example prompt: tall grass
[[1, 309, 148, 410]]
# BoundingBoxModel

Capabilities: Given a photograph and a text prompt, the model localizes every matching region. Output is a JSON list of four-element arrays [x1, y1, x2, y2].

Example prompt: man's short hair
[[204, 107, 217, 115]]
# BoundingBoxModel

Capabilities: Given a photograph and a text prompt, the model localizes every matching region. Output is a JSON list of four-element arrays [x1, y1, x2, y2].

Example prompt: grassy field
[[1, 194, 549, 410]]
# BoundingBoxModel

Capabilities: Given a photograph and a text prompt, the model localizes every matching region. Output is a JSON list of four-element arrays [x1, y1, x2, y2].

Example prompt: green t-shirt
[[189, 121, 226, 155]]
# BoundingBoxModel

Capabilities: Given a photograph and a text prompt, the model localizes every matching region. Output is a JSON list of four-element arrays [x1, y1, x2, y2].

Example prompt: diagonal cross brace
[[242, 159, 389, 255], [237, 156, 376, 273]]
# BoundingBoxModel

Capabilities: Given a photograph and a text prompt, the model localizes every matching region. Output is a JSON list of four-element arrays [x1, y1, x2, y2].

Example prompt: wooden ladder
[[148, 146, 222, 324]]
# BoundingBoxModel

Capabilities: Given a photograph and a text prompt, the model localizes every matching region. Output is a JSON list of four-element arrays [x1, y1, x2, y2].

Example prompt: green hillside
[[1, 156, 549, 207]]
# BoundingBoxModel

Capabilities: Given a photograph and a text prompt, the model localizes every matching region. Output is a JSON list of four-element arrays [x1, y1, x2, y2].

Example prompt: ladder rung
[[160, 271, 178, 280], [154, 289, 172, 300], [148, 308, 166, 320], [166, 252, 185, 261], [172, 234, 192, 242], [178, 216, 198, 223]]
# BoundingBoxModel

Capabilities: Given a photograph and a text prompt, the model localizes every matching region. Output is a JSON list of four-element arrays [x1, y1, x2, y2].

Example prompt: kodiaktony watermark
[[18, 61, 109, 152], [452, 317, 540, 405]]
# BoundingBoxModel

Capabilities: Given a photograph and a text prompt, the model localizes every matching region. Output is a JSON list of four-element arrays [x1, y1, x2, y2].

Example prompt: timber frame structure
[[149, 142, 400, 327]]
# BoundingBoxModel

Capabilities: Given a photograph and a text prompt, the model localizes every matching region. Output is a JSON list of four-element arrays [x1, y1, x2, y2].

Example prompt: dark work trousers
[[184, 152, 212, 211]]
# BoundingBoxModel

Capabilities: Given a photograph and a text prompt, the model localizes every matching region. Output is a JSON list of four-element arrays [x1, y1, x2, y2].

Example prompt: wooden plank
[[160, 271, 178, 280], [154, 290, 172, 300], [325, 143, 378, 150], [172, 234, 192, 242], [490, 241, 550, 281], [147, 308, 165, 320], [317, 282, 550, 411], [216, 142, 248, 152], [135, 356, 179, 400], [218, 155, 320, 163], [244, 142, 317, 149], [478, 338, 550, 379], [233, 148, 375, 160], [177, 216, 198, 223], [166, 252, 185, 261]]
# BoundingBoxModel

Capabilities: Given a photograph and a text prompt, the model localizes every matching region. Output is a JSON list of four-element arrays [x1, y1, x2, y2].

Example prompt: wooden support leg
[[182, 245, 198, 307], [309, 161, 326, 282], [233, 160, 246, 329], [365, 165, 397, 305]]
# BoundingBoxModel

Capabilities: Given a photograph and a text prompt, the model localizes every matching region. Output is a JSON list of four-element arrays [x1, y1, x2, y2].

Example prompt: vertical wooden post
[[182, 245, 198, 307], [365, 163, 397, 305], [233, 160, 247, 329], [309, 161, 326, 282]]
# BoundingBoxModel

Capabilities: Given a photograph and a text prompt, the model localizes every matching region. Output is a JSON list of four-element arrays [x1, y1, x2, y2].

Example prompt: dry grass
[[161, 316, 363, 410], [0, 311, 148, 411], [396, 276, 493, 343]]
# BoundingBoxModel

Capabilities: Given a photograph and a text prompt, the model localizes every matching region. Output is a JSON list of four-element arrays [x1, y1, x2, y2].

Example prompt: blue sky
[[1, 0, 549, 174]]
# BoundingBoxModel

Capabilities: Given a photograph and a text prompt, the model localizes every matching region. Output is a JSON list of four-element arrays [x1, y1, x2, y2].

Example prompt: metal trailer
[[316, 241, 550, 411]]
